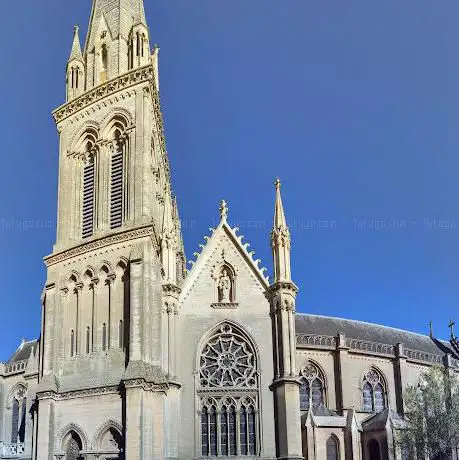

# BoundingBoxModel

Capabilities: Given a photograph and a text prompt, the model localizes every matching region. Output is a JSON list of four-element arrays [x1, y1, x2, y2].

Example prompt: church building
[[1, 1, 459, 460]]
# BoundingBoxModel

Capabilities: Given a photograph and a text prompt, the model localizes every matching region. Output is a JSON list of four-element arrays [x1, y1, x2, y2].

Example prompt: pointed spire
[[271, 178, 292, 283], [273, 178, 288, 234], [134, 0, 148, 26], [69, 25, 83, 62]]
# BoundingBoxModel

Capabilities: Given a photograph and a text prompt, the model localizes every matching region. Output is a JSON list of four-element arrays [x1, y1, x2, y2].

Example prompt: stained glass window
[[221, 407, 228, 456], [198, 324, 259, 457], [362, 369, 387, 413], [201, 407, 209, 456], [299, 362, 325, 411], [240, 406, 248, 455]]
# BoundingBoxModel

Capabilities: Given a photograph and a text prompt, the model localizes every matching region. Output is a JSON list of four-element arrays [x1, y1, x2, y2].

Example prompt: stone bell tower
[[35, 1, 185, 459]]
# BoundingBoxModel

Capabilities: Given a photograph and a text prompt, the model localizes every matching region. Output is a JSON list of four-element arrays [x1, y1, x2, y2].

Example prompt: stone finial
[[220, 200, 228, 221]]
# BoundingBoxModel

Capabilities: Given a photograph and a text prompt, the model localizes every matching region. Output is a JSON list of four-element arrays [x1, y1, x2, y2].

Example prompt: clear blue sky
[[1, 1, 459, 361]]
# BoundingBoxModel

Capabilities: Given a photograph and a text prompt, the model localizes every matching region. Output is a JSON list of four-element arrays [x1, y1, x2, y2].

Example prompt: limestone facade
[[1, 1, 459, 460]]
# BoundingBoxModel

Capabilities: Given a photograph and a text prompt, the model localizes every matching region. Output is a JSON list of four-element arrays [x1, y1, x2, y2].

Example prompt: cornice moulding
[[53, 64, 154, 123]]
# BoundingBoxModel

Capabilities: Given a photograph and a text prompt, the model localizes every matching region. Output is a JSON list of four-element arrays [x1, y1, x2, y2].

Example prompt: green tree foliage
[[398, 366, 459, 459]]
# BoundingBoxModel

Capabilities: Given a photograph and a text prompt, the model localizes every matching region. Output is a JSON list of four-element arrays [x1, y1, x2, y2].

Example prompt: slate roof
[[295, 314, 456, 358], [7, 340, 38, 363]]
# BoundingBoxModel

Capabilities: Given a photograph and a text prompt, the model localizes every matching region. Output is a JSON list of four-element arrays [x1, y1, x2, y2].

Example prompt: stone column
[[393, 343, 407, 414], [36, 397, 54, 460], [334, 333, 348, 414]]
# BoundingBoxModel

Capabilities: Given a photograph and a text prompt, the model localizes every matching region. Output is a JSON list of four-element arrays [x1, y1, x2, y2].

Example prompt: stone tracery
[[198, 323, 260, 457]]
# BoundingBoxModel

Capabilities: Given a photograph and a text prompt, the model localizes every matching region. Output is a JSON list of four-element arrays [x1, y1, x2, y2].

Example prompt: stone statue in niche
[[218, 269, 232, 303]]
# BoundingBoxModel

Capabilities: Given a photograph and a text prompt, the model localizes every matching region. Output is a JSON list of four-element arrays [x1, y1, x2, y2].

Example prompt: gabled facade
[[1, 1, 459, 460]]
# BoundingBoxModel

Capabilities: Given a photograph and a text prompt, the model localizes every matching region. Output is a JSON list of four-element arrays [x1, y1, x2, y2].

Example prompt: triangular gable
[[180, 213, 270, 305]]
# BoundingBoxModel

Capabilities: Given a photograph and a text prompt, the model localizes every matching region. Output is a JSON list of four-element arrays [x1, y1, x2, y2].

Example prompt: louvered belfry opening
[[82, 152, 95, 239], [110, 133, 124, 229]]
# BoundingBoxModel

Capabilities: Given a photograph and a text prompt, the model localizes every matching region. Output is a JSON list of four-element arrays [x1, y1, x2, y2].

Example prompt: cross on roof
[[449, 319, 455, 339]]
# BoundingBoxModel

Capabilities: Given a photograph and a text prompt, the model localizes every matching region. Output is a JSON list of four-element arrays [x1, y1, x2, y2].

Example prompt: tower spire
[[84, 0, 151, 89], [271, 178, 292, 282], [69, 25, 83, 62]]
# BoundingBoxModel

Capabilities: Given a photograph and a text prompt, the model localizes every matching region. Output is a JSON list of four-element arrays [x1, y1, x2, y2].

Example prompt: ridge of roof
[[296, 313, 434, 341]]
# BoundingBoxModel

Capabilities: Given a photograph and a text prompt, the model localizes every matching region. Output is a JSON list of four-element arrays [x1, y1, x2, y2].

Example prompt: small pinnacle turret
[[66, 25, 85, 101], [69, 25, 83, 62], [271, 179, 292, 283]]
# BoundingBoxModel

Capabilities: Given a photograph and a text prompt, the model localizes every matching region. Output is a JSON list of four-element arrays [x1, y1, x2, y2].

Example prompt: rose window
[[200, 324, 257, 388]]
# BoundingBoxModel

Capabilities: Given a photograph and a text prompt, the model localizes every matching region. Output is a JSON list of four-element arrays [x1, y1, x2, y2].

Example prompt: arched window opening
[[198, 323, 260, 456], [75, 68, 79, 89], [110, 131, 124, 229], [201, 406, 209, 457], [136, 32, 140, 57], [82, 144, 95, 239], [86, 327, 90, 354], [326, 436, 339, 460], [141, 34, 145, 57], [70, 330, 75, 357], [100, 427, 123, 453], [368, 439, 381, 460], [64, 431, 83, 460], [11, 398, 19, 443], [299, 362, 325, 411], [100, 44, 108, 83], [119, 320, 124, 348], [10, 387, 27, 445], [362, 369, 387, 413], [102, 323, 107, 351], [18, 397, 26, 442], [71, 68, 75, 89]]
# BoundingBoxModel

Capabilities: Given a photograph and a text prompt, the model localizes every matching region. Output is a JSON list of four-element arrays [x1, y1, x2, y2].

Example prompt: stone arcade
[[1, 1, 459, 460]]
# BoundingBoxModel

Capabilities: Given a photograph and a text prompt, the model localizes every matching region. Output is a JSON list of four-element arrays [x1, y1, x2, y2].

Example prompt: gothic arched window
[[82, 145, 95, 239], [64, 431, 83, 460], [10, 387, 27, 445], [299, 362, 326, 411], [198, 323, 259, 457], [86, 327, 90, 354], [362, 369, 387, 413], [11, 398, 19, 443], [110, 132, 124, 229], [100, 44, 108, 83], [368, 439, 381, 460], [102, 323, 107, 351], [326, 436, 339, 460], [70, 330, 75, 357]]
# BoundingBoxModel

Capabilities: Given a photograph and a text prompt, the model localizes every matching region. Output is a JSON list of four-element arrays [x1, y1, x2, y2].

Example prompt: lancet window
[[198, 323, 259, 457], [110, 132, 125, 229], [82, 145, 95, 239], [64, 431, 83, 460], [362, 368, 387, 413], [10, 386, 27, 444], [326, 436, 339, 460], [299, 361, 326, 411]]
